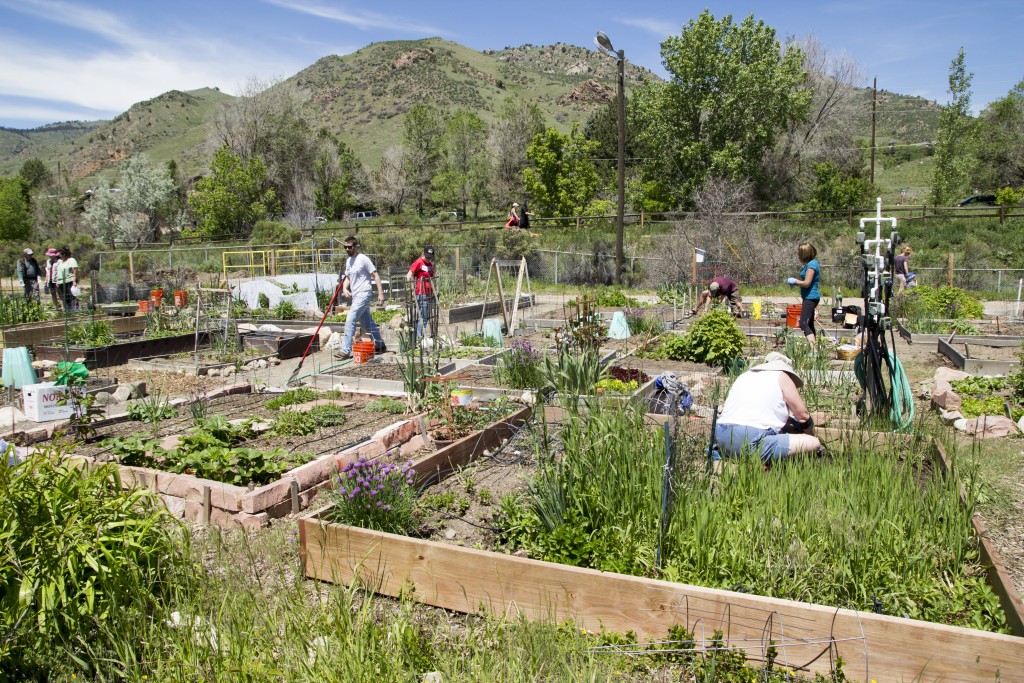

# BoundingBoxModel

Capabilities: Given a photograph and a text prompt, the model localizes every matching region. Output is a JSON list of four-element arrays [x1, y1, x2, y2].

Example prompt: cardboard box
[[22, 382, 74, 422]]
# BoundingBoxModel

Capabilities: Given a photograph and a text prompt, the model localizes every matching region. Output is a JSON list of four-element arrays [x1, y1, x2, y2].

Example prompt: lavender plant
[[325, 456, 418, 534], [493, 338, 543, 389]]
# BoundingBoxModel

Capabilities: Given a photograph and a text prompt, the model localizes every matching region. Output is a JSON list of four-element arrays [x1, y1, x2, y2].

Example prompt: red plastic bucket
[[786, 304, 801, 328], [138, 300, 150, 313], [174, 290, 188, 307]]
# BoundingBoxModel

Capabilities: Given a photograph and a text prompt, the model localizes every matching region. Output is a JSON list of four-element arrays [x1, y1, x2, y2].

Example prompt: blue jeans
[[714, 423, 791, 464], [416, 294, 432, 340], [341, 290, 383, 355]]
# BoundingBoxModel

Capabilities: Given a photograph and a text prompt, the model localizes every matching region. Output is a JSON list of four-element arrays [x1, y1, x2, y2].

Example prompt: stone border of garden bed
[[298, 432, 1024, 683], [127, 351, 277, 376], [938, 336, 1021, 375], [75, 390, 424, 529]]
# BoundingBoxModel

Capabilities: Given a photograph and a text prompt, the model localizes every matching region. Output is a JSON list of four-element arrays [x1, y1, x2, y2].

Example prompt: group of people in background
[[15, 246, 79, 311]]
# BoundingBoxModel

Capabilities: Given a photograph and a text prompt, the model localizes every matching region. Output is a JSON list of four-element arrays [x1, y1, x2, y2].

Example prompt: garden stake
[[286, 277, 344, 386], [656, 419, 674, 570]]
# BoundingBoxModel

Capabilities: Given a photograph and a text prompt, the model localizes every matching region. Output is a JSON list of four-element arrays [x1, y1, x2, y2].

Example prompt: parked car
[[957, 194, 997, 207], [312, 216, 327, 223], [352, 211, 380, 220]]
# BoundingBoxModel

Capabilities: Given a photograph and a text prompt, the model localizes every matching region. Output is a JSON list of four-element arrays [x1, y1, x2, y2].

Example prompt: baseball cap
[[424, 246, 435, 258], [23, 248, 32, 256], [512, 202, 519, 207], [708, 281, 720, 294]]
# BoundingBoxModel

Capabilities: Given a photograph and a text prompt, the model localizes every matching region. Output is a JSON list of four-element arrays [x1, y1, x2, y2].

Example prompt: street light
[[594, 31, 625, 285]]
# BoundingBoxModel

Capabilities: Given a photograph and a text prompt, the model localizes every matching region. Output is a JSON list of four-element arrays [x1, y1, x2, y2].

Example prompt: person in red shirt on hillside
[[691, 276, 746, 316], [406, 245, 436, 340]]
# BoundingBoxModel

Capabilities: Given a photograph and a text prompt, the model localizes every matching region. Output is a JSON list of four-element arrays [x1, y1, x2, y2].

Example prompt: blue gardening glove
[[786, 277, 798, 286]]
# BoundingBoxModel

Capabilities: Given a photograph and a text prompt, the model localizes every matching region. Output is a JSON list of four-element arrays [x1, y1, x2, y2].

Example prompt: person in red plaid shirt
[[406, 245, 436, 340]]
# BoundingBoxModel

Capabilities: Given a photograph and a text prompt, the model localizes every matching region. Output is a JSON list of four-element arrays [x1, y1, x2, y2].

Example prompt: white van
[[352, 211, 380, 220]]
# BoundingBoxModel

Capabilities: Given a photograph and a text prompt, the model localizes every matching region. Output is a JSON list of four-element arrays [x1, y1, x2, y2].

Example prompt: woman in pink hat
[[43, 248, 62, 310]]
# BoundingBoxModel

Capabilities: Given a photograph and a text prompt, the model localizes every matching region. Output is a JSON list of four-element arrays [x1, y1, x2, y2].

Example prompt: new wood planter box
[[34, 331, 209, 369], [0, 315, 147, 349], [298, 425, 1024, 683]]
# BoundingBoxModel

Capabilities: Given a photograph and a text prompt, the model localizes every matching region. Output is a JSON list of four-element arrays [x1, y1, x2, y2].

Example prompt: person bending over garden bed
[[714, 352, 821, 467]]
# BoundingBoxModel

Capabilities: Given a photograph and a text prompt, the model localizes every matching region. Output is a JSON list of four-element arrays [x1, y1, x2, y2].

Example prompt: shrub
[[272, 299, 298, 320], [0, 449, 193, 675], [66, 320, 116, 346], [658, 310, 745, 366], [270, 410, 318, 436], [251, 219, 301, 245], [904, 285, 984, 319]]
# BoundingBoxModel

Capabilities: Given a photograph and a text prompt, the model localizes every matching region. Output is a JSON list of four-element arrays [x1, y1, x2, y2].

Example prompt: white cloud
[[616, 17, 678, 37], [263, 0, 446, 34], [0, 101, 112, 125]]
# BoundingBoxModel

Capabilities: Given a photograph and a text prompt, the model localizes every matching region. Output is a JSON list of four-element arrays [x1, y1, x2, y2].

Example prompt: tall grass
[[503, 407, 1008, 633]]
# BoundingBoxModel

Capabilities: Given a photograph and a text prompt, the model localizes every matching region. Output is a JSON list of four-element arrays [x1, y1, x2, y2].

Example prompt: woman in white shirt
[[714, 352, 821, 466], [55, 246, 79, 311]]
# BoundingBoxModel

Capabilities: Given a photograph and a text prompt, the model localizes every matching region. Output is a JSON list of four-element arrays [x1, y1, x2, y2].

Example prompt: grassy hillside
[[0, 88, 235, 183], [284, 38, 650, 167], [0, 121, 104, 173]]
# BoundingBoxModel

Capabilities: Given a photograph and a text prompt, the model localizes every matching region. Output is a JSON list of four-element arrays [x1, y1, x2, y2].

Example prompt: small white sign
[[22, 382, 74, 422], [694, 248, 706, 264]]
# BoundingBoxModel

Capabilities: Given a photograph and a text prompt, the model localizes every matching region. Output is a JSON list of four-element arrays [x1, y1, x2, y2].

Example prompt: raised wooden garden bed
[[299, 512, 1023, 683], [938, 336, 1021, 375], [34, 331, 209, 369], [0, 316, 147, 349]]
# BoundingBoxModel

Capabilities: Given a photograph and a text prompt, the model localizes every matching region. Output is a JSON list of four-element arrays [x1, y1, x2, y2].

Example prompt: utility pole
[[595, 31, 626, 285], [870, 77, 877, 185]]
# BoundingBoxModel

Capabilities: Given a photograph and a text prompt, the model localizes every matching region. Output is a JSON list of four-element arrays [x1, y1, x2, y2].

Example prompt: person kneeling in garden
[[714, 352, 821, 468]]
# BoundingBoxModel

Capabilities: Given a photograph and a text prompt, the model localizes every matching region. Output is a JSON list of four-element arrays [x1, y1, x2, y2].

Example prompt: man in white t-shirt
[[714, 352, 821, 466], [339, 236, 386, 358]]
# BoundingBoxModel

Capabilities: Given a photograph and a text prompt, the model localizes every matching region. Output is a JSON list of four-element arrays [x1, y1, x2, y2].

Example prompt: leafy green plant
[[272, 299, 298, 320], [949, 319, 982, 335], [101, 433, 163, 467], [66, 319, 116, 346], [459, 331, 500, 348], [264, 387, 318, 409], [0, 448, 193, 674], [959, 396, 1009, 418], [364, 396, 406, 414], [309, 403, 348, 427], [657, 310, 745, 366], [623, 306, 665, 337], [258, 292, 270, 309], [542, 348, 606, 399], [904, 285, 984, 320], [0, 295, 47, 326], [323, 457, 418, 534], [168, 445, 312, 485], [594, 377, 638, 393], [269, 410, 318, 436], [951, 376, 1007, 396]]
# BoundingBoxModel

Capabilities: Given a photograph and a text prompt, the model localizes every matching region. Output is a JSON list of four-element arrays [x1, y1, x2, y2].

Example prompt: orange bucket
[[174, 290, 188, 307], [352, 340, 375, 364], [138, 299, 151, 313], [786, 304, 801, 328]]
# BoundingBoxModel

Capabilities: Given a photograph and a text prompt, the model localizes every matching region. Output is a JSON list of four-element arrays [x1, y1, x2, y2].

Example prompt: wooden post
[[454, 247, 461, 274], [948, 253, 955, 287], [691, 249, 697, 285], [290, 480, 300, 515], [128, 251, 135, 286], [202, 485, 211, 525]]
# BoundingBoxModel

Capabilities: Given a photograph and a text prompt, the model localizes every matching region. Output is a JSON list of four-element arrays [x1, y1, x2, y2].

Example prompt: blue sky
[[1, 0, 1022, 130]]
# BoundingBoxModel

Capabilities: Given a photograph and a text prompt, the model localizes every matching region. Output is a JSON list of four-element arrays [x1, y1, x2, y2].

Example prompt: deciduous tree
[[403, 105, 445, 216], [0, 177, 32, 241], [975, 77, 1024, 190], [491, 99, 545, 203], [82, 155, 177, 247], [931, 48, 978, 205], [432, 111, 490, 217], [523, 124, 599, 218], [632, 10, 810, 207], [187, 147, 279, 239]]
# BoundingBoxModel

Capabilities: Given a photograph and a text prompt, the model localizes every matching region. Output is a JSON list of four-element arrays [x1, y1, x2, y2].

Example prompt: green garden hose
[[854, 349, 914, 431]]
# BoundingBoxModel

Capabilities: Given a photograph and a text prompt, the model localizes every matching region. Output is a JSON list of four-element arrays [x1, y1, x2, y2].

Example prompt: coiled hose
[[854, 349, 914, 431]]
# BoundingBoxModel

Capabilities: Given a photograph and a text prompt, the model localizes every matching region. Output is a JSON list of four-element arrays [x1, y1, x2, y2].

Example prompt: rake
[[286, 277, 344, 386]]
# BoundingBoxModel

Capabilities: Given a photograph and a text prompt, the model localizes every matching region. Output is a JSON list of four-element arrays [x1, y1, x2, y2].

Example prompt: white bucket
[[451, 389, 473, 407]]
